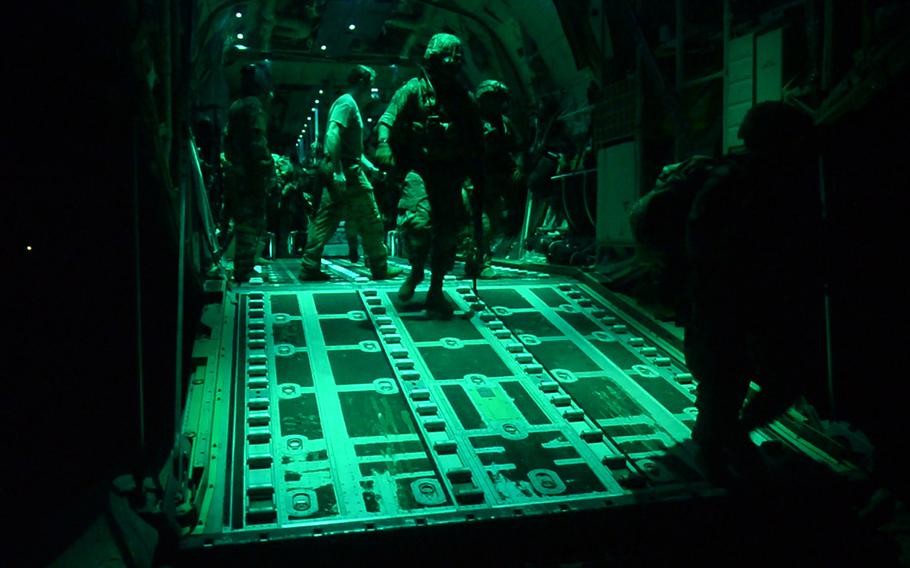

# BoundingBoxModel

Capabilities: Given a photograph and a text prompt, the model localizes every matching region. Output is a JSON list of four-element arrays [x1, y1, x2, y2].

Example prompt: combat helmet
[[424, 33, 464, 69], [476, 80, 509, 100]]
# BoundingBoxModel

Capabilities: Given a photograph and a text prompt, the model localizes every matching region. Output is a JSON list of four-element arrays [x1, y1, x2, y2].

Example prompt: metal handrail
[[549, 168, 597, 181]]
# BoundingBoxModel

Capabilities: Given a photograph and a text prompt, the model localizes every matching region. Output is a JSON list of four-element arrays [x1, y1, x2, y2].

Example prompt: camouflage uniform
[[460, 80, 522, 276], [300, 92, 393, 278], [300, 166, 389, 274], [267, 153, 299, 257], [459, 180, 492, 276], [223, 96, 272, 281], [379, 34, 484, 299], [392, 168, 463, 276], [344, 213, 361, 261]]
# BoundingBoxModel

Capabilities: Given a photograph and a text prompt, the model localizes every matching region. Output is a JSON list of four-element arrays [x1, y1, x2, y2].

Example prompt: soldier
[[222, 63, 274, 283], [299, 65, 403, 281], [685, 102, 825, 480], [375, 33, 485, 317], [268, 152, 299, 257], [461, 79, 524, 278]]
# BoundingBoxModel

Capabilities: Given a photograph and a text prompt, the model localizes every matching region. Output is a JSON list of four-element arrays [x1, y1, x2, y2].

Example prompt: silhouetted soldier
[[461, 79, 524, 278], [222, 63, 274, 283], [685, 102, 826, 478], [375, 33, 485, 318]]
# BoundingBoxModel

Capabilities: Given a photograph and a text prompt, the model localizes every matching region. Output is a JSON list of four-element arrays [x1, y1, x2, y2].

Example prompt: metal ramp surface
[[181, 260, 852, 550]]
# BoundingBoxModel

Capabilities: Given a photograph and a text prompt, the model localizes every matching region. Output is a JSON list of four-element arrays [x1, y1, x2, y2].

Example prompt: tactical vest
[[390, 76, 474, 169]]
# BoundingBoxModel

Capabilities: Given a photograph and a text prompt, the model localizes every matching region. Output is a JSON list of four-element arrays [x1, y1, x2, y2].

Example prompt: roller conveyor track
[[180, 258, 857, 550]]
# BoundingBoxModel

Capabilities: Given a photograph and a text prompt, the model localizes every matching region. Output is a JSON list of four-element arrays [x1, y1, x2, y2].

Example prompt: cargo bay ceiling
[[192, 0, 828, 153], [188, 0, 767, 157], [192, 0, 616, 152]]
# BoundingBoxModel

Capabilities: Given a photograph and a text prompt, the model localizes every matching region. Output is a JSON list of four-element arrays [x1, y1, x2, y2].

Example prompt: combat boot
[[398, 265, 425, 301], [232, 266, 256, 284], [299, 269, 331, 281], [371, 264, 404, 280], [692, 422, 765, 485], [425, 287, 455, 319], [479, 266, 497, 279]]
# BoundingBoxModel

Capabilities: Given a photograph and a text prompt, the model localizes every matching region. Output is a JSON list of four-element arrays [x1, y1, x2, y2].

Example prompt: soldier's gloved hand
[[366, 164, 386, 183], [375, 141, 394, 167], [302, 194, 315, 216]]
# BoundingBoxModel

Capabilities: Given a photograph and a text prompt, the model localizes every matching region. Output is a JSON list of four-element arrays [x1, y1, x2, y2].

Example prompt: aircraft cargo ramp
[[174, 258, 866, 564]]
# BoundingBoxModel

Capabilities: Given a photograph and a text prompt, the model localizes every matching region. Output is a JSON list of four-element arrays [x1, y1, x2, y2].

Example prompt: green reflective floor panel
[[188, 264, 730, 548]]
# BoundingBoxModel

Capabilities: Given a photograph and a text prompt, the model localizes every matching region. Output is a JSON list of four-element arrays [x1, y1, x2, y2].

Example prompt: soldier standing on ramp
[[375, 33, 486, 318], [223, 63, 274, 283], [298, 65, 403, 281]]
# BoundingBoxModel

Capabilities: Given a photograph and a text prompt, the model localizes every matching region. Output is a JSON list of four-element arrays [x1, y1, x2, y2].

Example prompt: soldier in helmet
[[685, 102, 826, 480], [222, 63, 274, 283], [461, 79, 524, 278], [375, 33, 485, 318]]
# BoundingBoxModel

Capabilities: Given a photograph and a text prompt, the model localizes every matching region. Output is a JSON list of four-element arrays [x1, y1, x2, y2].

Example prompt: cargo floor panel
[[472, 432, 607, 500], [184, 273, 857, 549], [560, 376, 646, 421], [272, 320, 306, 347], [418, 344, 514, 380], [275, 352, 313, 387], [319, 317, 378, 345], [525, 340, 602, 373], [327, 350, 394, 385], [313, 291, 366, 314], [477, 287, 533, 309], [400, 315, 484, 341]]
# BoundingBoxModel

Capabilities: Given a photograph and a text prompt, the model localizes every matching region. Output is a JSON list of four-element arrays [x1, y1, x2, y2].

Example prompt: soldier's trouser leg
[[424, 169, 467, 281], [300, 187, 343, 273], [739, 328, 820, 432], [396, 172, 431, 300], [398, 171, 431, 271], [691, 365, 751, 445], [234, 215, 266, 281], [345, 166, 390, 276], [481, 210, 493, 265], [420, 169, 466, 316], [739, 382, 802, 432], [479, 189, 502, 268], [474, 175, 501, 247], [458, 212, 493, 276], [685, 322, 751, 446], [460, 190, 494, 275], [344, 214, 359, 257]]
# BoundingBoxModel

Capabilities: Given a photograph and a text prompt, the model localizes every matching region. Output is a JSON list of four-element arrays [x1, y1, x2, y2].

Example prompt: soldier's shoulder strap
[[414, 71, 438, 111]]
